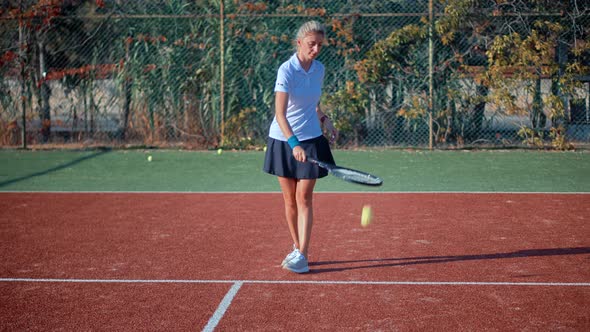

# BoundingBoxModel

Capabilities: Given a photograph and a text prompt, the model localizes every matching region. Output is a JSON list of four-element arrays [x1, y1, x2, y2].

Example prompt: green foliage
[[483, 18, 585, 148], [517, 126, 544, 147], [223, 106, 267, 149], [354, 24, 427, 84], [1, 1, 589, 149], [353, 0, 589, 149], [549, 125, 574, 150], [322, 81, 368, 145]]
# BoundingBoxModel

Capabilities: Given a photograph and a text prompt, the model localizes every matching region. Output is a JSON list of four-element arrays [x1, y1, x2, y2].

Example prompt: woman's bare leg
[[295, 178, 316, 258], [278, 177, 299, 249]]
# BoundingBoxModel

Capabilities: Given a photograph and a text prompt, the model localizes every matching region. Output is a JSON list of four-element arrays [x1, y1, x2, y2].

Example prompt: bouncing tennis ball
[[263, 146, 267, 152], [217, 148, 223, 155], [361, 205, 373, 227], [147, 155, 152, 162]]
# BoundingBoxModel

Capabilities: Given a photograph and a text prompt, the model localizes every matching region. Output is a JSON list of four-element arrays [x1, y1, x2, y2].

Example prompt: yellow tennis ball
[[217, 148, 223, 155], [147, 155, 152, 162], [361, 205, 373, 227], [263, 146, 267, 152]]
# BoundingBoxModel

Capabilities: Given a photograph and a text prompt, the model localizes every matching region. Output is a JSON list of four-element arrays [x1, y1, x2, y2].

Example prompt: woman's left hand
[[323, 118, 339, 144]]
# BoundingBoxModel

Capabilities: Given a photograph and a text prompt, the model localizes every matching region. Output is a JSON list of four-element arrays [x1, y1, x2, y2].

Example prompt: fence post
[[18, 3, 27, 149], [428, 0, 434, 150], [219, 0, 225, 146]]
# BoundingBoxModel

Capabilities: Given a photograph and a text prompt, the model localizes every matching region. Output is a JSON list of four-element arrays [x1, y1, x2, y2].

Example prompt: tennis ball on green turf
[[361, 205, 373, 227], [147, 155, 152, 162], [217, 148, 223, 155]]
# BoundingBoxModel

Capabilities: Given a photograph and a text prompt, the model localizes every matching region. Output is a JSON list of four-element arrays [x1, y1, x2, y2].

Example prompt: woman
[[263, 21, 338, 273]]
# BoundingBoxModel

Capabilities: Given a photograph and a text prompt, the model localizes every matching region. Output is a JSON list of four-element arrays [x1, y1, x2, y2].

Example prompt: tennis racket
[[308, 157, 383, 186]]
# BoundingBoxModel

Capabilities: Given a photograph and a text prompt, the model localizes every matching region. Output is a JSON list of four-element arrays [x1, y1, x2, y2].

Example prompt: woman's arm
[[275, 91, 306, 162], [316, 105, 338, 143], [275, 92, 293, 139]]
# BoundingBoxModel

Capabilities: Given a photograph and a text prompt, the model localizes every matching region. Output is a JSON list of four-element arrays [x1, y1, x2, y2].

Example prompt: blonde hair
[[295, 21, 325, 47]]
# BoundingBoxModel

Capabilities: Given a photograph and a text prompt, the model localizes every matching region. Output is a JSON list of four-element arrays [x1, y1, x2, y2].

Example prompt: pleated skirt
[[263, 135, 335, 179]]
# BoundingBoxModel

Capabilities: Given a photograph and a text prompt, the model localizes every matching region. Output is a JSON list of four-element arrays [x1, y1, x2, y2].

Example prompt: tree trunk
[[467, 84, 488, 141], [18, 6, 27, 149], [531, 77, 546, 129]]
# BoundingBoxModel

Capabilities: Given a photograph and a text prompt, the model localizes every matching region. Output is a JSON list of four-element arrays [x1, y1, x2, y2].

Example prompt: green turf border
[[1, 149, 588, 192]]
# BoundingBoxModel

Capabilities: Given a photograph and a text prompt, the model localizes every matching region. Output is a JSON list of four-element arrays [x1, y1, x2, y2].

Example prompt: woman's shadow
[[308, 247, 590, 274]]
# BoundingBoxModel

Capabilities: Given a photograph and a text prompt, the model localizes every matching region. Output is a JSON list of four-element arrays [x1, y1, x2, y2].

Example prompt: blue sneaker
[[281, 245, 300, 267], [283, 252, 309, 273]]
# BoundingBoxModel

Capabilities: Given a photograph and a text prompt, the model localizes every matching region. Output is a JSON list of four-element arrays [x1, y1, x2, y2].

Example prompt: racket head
[[330, 166, 383, 186], [308, 157, 383, 187]]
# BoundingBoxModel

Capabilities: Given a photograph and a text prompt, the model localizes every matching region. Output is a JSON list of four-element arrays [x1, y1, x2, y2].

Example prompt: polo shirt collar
[[290, 53, 316, 74]]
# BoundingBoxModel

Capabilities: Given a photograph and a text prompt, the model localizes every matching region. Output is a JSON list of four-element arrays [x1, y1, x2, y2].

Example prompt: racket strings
[[332, 168, 382, 185]]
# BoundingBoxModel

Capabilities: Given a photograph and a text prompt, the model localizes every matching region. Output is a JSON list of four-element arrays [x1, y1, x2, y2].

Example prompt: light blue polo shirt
[[268, 53, 325, 141]]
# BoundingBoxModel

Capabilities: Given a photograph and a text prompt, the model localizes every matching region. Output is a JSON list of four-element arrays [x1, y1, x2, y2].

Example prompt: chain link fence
[[1, 1, 589, 150]]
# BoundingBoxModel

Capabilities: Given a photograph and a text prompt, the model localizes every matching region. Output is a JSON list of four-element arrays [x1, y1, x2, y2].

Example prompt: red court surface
[[1, 192, 589, 331]]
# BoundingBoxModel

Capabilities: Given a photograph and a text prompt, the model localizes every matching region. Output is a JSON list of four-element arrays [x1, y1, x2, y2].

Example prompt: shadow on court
[[308, 247, 590, 274], [0, 148, 111, 189]]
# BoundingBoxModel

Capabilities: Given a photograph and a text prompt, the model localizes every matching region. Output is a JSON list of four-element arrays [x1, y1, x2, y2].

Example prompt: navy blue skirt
[[263, 135, 335, 179]]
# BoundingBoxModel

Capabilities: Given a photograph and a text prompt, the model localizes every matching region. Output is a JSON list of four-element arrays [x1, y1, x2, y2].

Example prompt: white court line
[[4, 278, 589, 332], [1, 278, 589, 287], [202, 281, 243, 332]]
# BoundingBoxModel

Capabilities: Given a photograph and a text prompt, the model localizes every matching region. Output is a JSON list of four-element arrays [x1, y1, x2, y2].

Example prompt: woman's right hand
[[292, 145, 306, 162]]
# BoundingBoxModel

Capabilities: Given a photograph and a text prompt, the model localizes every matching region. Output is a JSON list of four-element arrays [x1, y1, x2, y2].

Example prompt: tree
[[354, 0, 589, 148], [437, 0, 589, 148]]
